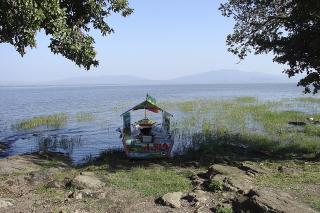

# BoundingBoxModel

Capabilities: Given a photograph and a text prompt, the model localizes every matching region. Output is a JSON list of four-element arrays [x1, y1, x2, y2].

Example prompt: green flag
[[146, 94, 156, 105]]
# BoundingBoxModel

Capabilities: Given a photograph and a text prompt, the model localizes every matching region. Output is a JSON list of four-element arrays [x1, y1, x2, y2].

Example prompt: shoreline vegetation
[[1, 96, 319, 212]]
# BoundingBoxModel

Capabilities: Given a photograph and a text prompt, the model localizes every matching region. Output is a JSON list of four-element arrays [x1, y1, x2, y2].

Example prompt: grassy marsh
[[167, 98, 320, 158], [296, 97, 320, 103], [15, 113, 68, 130]]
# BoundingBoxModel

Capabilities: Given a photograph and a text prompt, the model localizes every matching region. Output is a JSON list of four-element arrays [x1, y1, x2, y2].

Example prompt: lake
[[0, 83, 317, 163]]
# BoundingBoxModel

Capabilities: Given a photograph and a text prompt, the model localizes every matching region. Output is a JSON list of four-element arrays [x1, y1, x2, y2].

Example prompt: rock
[[80, 189, 107, 199], [160, 192, 184, 208], [73, 173, 104, 190], [187, 190, 211, 206], [208, 164, 254, 194], [195, 205, 210, 213], [80, 171, 95, 176], [236, 188, 317, 213], [68, 189, 106, 200], [190, 172, 206, 190], [74, 191, 83, 200], [0, 198, 13, 209], [278, 166, 301, 174], [239, 161, 268, 175], [67, 190, 83, 199], [67, 191, 74, 198], [46, 180, 64, 189]]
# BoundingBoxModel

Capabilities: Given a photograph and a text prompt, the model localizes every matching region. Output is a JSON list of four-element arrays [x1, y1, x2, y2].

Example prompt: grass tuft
[[208, 179, 223, 192]]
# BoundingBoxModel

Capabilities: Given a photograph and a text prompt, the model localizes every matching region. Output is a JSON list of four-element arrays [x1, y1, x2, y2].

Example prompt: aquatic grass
[[170, 97, 320, 158], [76, 112, 95, 122], [235, 96, 257, 103], [36, 136, 82, 156], [15, 113, 68, 130], [177, 100, 195, 112], [106, 166, 192, 196], [296, 97, 320, 103]]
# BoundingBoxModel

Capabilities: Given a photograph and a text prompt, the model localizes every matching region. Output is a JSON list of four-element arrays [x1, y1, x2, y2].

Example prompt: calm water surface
[[0, 84, 316, 163]]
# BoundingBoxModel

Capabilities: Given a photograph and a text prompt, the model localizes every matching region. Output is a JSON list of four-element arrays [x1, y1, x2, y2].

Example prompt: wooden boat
[[118, 94, 174, 158]]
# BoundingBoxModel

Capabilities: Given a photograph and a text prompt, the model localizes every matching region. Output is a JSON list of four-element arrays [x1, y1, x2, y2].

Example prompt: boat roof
[[121, 99, 173, 117]]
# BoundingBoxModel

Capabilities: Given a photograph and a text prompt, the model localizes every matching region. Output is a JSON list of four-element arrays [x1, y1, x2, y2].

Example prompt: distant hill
[[0, 70, 297, 86], [169, 70, 296, 84]]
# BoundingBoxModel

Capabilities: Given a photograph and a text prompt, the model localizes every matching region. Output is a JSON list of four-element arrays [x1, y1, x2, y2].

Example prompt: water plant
[[235, 96, 257, 103], [76, 112, 95, 122], [36, 135, 82, 157], [15, 113, 68, 130], [170, 97, 320, 158], [296, 97, 320, 103]]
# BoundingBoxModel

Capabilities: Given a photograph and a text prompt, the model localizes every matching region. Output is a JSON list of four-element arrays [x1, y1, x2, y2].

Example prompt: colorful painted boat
[[118, 94, 174, 158]]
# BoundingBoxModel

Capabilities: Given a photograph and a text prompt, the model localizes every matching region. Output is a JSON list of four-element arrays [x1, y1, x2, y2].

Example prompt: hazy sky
[[0, 0, 285, 83]]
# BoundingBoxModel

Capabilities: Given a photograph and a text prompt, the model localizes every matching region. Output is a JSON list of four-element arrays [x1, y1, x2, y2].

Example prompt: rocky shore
[[0, 152, 319, 212]]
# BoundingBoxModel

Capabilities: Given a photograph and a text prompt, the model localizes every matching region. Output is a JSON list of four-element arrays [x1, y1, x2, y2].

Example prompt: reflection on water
[[35, 135, 82, 156], [0, 84, 318, 163]]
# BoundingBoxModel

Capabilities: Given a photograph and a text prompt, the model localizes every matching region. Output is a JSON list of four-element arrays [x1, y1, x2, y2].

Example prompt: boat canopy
[[121, 94, 173, 117]]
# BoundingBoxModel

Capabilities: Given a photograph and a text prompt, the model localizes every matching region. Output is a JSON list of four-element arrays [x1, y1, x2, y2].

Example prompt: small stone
[[0, 198, 13, 209], [73, 174, 104, 189], [67, 191, 74, 198], [46, 180, 64, 189], [75, 191, 83, 200]]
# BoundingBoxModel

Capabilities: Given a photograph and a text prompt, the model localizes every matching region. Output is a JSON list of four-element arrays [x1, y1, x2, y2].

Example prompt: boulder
[[160, 192, 184, 208], [73, 173, 104, 190], [236, 188, 317, 213], [208, 164, 254, 194]]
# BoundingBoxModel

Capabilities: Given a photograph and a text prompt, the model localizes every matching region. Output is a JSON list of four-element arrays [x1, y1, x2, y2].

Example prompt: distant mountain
[[0, 70, 297, 86], [169, 70, 296, 84]]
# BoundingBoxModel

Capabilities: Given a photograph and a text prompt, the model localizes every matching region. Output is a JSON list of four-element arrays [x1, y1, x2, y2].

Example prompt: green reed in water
[[295, 97, 320, 103], [235, 96, 257, 103], [76, 112, 95, 122], [169, 97, 320, 158], [15, 113, 68, 130]]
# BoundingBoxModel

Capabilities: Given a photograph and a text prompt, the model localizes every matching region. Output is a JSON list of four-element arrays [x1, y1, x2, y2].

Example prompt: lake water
[[0, 84, 317, 163]]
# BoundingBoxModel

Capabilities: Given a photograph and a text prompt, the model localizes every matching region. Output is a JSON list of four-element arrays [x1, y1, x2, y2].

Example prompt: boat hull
[[122, 137, 174, 159]]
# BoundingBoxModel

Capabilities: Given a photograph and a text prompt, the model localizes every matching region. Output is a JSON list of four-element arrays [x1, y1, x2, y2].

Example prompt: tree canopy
[[0, 0, 133, 70], [220, 0, 320, 94]]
